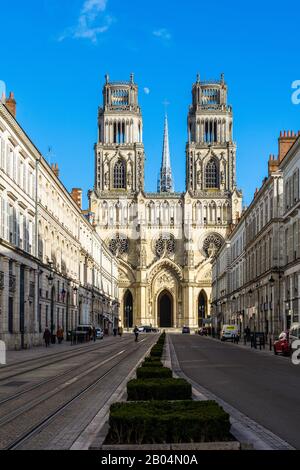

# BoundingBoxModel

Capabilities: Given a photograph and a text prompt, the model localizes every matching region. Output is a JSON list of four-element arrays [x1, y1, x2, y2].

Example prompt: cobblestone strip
[[167, 335, 294, 451]]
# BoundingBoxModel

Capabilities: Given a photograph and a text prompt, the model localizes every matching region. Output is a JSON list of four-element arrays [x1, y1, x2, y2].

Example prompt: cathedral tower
[[94, 73, 145, 195], [186, 73, 236, 195]]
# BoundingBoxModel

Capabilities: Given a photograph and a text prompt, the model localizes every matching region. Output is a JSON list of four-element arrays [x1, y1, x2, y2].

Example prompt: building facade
[[90, 74, 242, 329], [0, 95, 119, 350], [280, 132, 300, 330], [212, 131, 300, 338]]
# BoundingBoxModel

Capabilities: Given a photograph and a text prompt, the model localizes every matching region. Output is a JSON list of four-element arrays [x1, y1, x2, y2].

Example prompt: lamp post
[[73, 286, 78, 329], [248, 289, 253, 331]]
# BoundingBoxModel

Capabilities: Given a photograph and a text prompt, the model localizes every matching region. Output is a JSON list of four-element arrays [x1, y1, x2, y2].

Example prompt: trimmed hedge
[[127, 378, 192, 401], [144, 356, 162, 363], [150, 346, 163, 357], [136, 367, 172, 379], [106, 400, 231, 444], [141, 360, 163, 368]]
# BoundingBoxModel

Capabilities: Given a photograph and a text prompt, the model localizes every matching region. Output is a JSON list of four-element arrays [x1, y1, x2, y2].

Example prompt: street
[[170, 334, 300, 449], [0, 334, 158, 450]]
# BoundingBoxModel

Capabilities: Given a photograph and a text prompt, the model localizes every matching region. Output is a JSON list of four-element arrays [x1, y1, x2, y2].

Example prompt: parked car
[[182, 326, 190, 334], [273, 331, 290, 356], [74, 324, 93, 342], [95, 328, 104, 339], [221, 325, 239, 341]]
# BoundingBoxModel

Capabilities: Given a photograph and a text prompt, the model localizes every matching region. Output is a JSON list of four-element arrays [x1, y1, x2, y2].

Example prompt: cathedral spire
[[158, 114, 174, 193]]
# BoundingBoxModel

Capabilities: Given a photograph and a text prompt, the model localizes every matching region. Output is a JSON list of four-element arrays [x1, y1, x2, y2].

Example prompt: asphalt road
[[170, 334, 300, 449]]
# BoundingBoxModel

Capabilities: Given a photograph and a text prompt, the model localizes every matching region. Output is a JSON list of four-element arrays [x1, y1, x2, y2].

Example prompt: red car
[[273, 332, 291, 356]]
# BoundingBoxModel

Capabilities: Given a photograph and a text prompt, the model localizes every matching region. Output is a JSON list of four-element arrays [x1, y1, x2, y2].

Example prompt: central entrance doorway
[[158, 290, 173, 328]]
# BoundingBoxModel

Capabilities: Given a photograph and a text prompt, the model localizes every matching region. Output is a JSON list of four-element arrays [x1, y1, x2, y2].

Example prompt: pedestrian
[[88, 327, 92, 341], [244, 326, 251, 342], [113, 327, 117, 337], [57, 326, 64, 344], [92, 327, 96, 342], [43, 327, 51, 347], [133, 325, 139, 342], [118, 326, 123, 337]]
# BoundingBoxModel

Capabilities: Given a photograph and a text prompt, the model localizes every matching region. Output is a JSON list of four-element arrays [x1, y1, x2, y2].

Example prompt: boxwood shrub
[[127, 378, 192, 401], [106, 400, 231, 444], [144, 356, 162, 363], [141, 360, 163, 368], [150, 346, 163, 357], [136, 367, 172, 379]]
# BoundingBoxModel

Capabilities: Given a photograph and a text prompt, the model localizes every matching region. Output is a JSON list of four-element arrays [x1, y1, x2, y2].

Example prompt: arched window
[[205, 159, 219, 189], [113, 160, 126, 189]]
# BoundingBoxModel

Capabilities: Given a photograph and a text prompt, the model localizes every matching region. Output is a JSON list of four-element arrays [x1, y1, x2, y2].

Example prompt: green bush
[[106, 400, 231, 444], [144, 356, 162, 363], [136, 367, 172, 379], [150, 346, 163, 357], [127, 378, 192, 401], [141, 360, 163, 368]]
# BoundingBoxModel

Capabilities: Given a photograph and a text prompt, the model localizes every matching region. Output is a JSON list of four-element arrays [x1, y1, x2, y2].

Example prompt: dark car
[[182, 326, 190, 334]]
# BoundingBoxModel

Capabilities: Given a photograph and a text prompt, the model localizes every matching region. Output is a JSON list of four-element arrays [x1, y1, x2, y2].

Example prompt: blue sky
[[1, 0, 300, 207]]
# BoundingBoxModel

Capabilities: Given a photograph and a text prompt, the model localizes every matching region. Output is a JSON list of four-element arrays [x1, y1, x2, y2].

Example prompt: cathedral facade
[[89, 73, 242, 329]]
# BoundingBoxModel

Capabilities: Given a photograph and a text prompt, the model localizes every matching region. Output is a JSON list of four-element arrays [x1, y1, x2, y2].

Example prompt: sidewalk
[[5, 336, 117, 366], [202, 334, 283, 359]]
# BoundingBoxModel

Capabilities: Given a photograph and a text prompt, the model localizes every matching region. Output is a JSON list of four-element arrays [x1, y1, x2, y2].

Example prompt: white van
[[289, 323, 300, 344], [221, 325, 239, 341]]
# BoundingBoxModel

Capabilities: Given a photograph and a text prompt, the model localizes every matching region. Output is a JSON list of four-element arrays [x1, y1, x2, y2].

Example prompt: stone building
[[0, 93, 119, 350], [89, 73, 242, 329], [212, 131, 300, 338]]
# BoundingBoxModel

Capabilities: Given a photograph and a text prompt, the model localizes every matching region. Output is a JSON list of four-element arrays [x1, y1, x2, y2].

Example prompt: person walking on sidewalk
[[133, 325, 139, 342], [43, 328, 51, 347], [92, 327, 96, 342], [57, 326, 64, 344]]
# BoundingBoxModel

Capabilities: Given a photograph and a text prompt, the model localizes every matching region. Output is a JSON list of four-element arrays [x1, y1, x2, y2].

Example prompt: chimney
[[71, 188, 82, 209], [5, 92, 16, 118], [51, 163, 59, 178], [268, 153, 279, 175], [278, 130, 298, 162]]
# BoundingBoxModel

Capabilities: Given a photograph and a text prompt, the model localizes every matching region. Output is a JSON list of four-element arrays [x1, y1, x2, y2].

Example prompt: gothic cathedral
[[89, 73, 242, 329]]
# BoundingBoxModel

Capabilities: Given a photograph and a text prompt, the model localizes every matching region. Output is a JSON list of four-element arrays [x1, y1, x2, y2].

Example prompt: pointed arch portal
[[124, 290, 133, 328], [158, 290, 173, 328], [198, 290, 207, 327]]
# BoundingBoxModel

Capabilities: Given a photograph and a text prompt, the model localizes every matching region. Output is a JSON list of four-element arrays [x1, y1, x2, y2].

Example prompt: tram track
[[0, 335, 156, 450], [0, 336, 130, 383]]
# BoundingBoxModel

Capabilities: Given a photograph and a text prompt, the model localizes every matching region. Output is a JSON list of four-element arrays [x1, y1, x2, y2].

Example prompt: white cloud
[[59, 0, 113, 44], [143, 87, 150, 95], [153, 28, 171, 41]]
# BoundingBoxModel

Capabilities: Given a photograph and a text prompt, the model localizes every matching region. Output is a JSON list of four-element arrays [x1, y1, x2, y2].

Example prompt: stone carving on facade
[[108, 235, 129, 256], [154, 234, 176, 258], [138, 244, 147, 267], [202, 233, 223, 258], [184, 250, 194, 267]]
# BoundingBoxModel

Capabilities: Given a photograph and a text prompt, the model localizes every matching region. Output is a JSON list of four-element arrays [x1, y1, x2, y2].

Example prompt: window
[[113, 159, 126, 189], [205, 159, 219, 188]]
